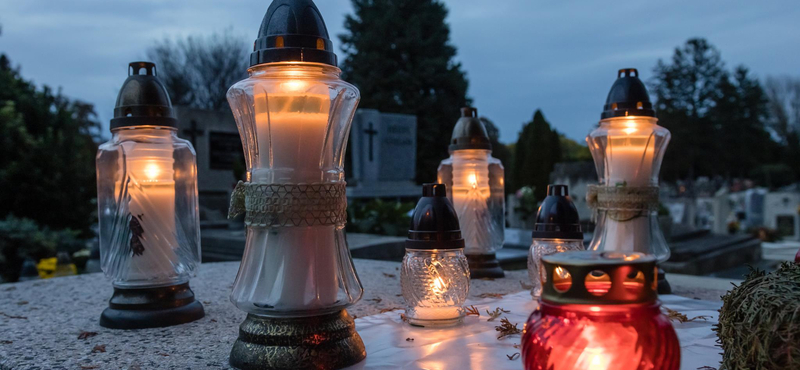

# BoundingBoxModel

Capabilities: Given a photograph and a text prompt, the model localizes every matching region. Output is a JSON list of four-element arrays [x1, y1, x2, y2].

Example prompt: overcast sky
[[1, 0, 798, 143]]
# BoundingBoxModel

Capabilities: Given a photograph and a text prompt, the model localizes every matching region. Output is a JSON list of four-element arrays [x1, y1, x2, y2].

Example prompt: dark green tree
[[651, 38, 726, 180], [651, 38, 779, 184], [713, 67, 780, 179], [340, 0, 470, 183], [513, 110, 561, 200], [0, 54, 99, 237]]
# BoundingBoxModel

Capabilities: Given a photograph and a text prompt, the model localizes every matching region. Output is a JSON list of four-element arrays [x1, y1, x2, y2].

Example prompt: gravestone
[[174, 106, 242, 218], [348, 109, 419, 198], [764, 191, 800, 240]]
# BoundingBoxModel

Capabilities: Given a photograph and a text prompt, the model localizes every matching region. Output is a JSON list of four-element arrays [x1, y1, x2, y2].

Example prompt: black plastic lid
[[449, 107, 492, 151], [110, 62, 177, 130], [601, 68, 655, 119], [250, 0, 337, 67], [406, 184, 465, 250], [531, 185, 583, 240]]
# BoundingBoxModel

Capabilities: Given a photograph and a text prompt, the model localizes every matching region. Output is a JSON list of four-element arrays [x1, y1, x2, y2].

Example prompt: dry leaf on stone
[[92, 344, 106, 353], [506, 352, 520, 360], [0, 312, 27, 319], [367, 297, 382, 304], [486, 307, 510, 321], [78, 331, 98, 340], [663, 307, 710, 323], [495, 318, 521, 339], [383, 273, 396, 278], [406, 337, 414, 342], [380, 307, 403, 314]]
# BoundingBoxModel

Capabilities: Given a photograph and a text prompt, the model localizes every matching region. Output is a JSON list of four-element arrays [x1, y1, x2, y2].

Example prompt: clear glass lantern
[[96, 63, 200, 289], [528, 185, 584, 298], [96, 62, 203, 330], [586, 69, 671, 263], [226, 2, 366, 368], [225, 4, 362, 320], [438, 107, 505, 278], [401, 184, 470, 327], [522, 251, 680, 370], [226, 61, 362, 317]]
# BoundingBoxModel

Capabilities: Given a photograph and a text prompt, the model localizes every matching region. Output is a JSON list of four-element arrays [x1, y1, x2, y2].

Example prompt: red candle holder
[[522, 251, 679, 370]]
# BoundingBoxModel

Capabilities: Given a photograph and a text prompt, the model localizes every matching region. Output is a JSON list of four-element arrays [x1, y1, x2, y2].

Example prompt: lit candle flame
[[432, 276, 446, 295], [143, 162, 161, 181], [468, 173, 478, 189]]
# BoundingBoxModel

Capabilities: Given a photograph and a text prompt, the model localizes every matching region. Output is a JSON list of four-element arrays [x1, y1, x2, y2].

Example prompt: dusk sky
[[1, 0, 798, 143]]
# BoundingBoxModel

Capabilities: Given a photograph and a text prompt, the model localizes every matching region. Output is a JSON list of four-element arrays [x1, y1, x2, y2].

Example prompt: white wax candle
[[124, 161, 180, 283], [412, 306, 462, 320], [451, 150, 491, 255], [238, 84, 339, 311], [601, 127, 657, 254]]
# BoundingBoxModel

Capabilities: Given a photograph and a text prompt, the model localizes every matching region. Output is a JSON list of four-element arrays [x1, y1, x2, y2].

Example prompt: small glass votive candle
[[528, 185, 584, 298], [401, 184, 470, 327]]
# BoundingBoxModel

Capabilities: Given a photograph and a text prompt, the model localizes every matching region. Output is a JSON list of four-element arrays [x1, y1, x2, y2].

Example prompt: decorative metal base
[[467, 253, 505, 279], [230, 309, 366, 370], [657, 267, 672, 295], [99, 282, 205, 329]]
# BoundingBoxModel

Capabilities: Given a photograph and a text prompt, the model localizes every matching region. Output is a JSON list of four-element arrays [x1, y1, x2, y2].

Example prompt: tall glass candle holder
[[522, 251, 680, 370], [528, 185, 584, 298], [96, 62, 204, 329], [438, 107, 505, 278], [586, 69, 672, 293], [225, 1, 364, 368], [401, 184, 470, 327]]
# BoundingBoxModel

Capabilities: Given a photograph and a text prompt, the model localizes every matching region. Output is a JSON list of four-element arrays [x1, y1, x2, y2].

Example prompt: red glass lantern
[[522, 251, 679, 370]]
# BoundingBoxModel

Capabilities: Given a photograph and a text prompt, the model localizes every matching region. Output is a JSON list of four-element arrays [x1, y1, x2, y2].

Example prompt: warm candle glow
[[143, 162, 161, 181]]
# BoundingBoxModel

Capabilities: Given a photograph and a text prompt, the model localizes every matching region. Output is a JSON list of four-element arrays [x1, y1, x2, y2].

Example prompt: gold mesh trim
[[228, 181, 347, 227]]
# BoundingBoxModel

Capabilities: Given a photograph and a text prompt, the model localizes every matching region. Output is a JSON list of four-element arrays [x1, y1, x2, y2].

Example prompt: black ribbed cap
[[406, 184, 465, 250], [250, 0, 337, 67], [110, 62, 177, 130], [601, 68, 655, 119], [531, 185, 583, 240], [449, 107, 492, 151]]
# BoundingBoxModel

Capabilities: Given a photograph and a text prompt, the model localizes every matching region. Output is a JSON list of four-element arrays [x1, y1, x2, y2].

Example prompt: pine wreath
[[716, 262, 800, 369]]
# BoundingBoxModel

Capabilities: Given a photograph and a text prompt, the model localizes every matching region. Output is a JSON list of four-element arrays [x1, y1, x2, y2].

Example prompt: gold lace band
[[228, 181, 347, 227]]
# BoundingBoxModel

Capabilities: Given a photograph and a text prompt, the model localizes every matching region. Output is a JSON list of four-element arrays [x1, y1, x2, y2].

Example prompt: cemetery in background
[[2, 8, 800, 283]]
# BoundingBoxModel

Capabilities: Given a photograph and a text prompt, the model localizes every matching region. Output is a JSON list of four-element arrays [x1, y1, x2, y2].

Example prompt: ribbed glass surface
[[96, 128, 200, 288], [401, 249, 470, 326], [522, 303, 680, 370], [528, 239, 584, 298], [226, 63, 363, 317], [437, 149, 505, 255]]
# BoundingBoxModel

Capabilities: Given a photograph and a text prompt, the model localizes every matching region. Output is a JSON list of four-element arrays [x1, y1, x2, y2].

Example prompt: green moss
[[716, 262, 800, 369]]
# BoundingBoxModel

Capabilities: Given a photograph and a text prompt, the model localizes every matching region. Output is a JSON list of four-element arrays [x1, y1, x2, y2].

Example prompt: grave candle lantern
[[586, 68, 672, 292], [96, 62, 204, 329], [224, 0, 364, 368], [438, 107, 505, 278], [522, 251, 680, 370], [528, 185, 584, 298], [401, 184, 470, 327]]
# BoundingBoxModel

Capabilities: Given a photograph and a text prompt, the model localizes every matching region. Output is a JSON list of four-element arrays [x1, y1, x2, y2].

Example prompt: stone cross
[[363, 122, 378, 162], [182, 120, 204, 147]]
